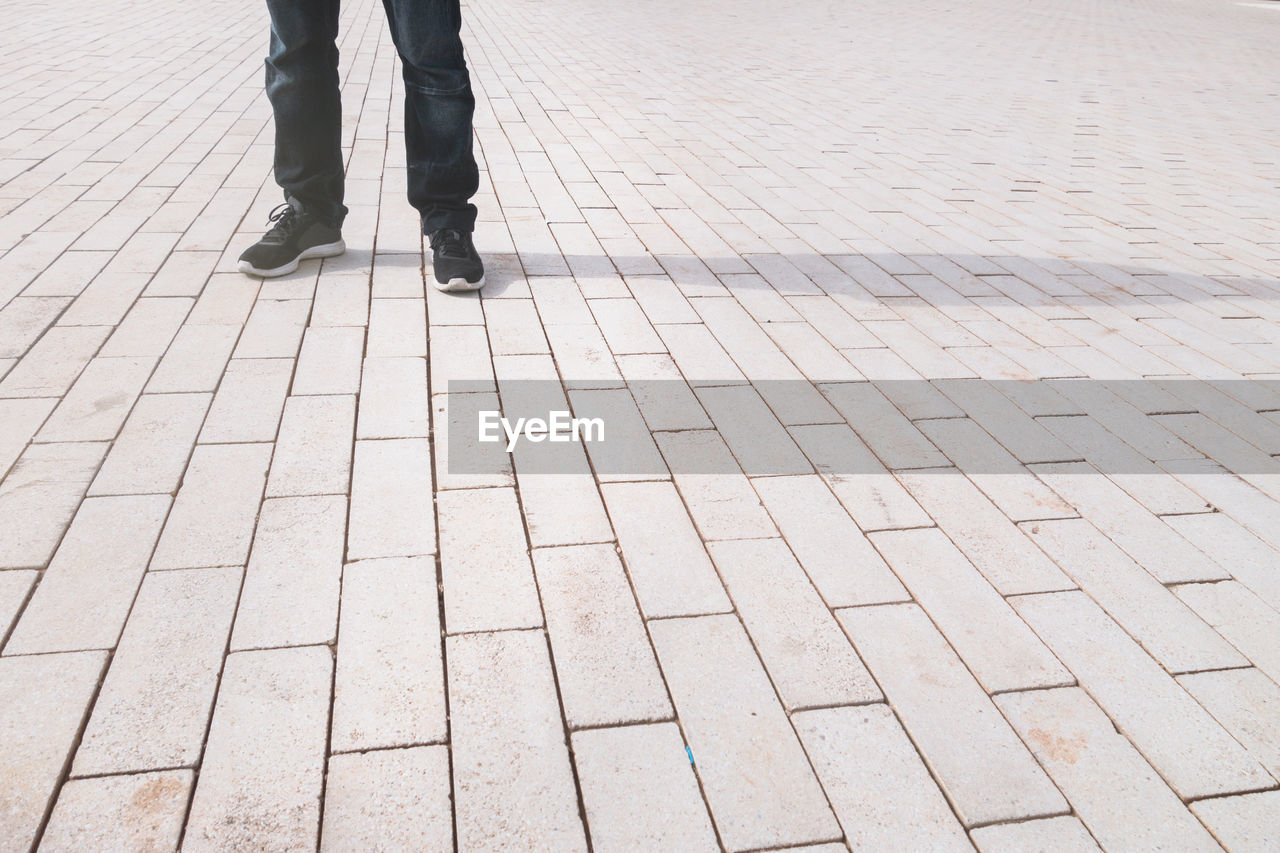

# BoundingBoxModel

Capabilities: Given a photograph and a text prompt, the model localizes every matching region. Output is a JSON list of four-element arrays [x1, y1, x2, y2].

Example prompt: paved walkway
[[2, 0, 1280, 849]]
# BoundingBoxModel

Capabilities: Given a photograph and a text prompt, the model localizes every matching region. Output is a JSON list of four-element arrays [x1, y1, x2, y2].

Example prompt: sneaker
[[428, 228, 485, 292], [238, 203, 345, 278]]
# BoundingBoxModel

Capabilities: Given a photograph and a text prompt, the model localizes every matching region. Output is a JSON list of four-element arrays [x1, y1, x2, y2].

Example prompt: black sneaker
[[428, 228, 485, 292], [238, 203, 345, 278]]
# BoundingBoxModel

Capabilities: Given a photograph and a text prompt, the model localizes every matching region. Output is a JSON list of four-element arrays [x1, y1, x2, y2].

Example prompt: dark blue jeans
[[264, 0, 479, 233]]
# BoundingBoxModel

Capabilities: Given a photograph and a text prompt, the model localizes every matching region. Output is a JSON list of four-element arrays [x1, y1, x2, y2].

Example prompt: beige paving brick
[[88, 392, 209, 496], [347, 438, 435, 560], [1010, 591, 1272, 799], [484, 298, 550, 354], [99, 296, 192, 358], [39, 770, 193, 853], [1169, 460, 1280, 552], [72, 567, 239, 775], [144, 250, 219, 297], [528, 276, 592, 325], [969, 817, 1100, 853], [438, 486, 541, 632], [837, 603, 1067, 825], [534, 544, 671, 727], [367, 297, 427, 357], [691, 297, 804, 381], [1178, 668, 1280, 779], [427, 277, 485, 324], [292, 326, 364, 396], [794, 705, 972, 852], [709, 537, 880, 709], [626, 274, 698, 324], [996, 687, 1221, 852], [230, 298, 310, 360], [545, 323, 624, 388], [24, 251, 111, 297], [572, 723, 719, 853], [517, 467, 616, 546], [5, 494, 169, 654], [231, 495, 345, 650], [0, 570, 36, 643], [144, 323, 239, 393], [0, 398, 57, 478], [427, 324, 495, 392], [448, 629, 587, 852], [183, 646, 331, 853], [1174, 581, 1280, 683], [656, 430, 776, 540], [1032, 461, 1229, 584], [57, 272, 149, 326], [321, 747, 452, 853], [33, 355, 154, 443], [897, 469, 1074, 594], [1165, 511, 1280, 610], [149, 442, 270, 570], [655, 323, 745, 385], [870, 528, 1071, 691], [331, 556, 444, 752], [267, 395, 355, 497], [356, 356, 428, 438], [0, 651, 107, 852], [0, 297, 68, 359], [590, 298, 664, 354], [648, 614, 841, 850], [1190, 789, 1280, 853], [0, 441, 107, 569], [185, 274, 259, 326], [764, 321, 864, 381], [198, 357, 293, 443], [311, 274, 371, 327], [0, 325, 109, 399], [601, 480, 732, 618], [1022, 518, 1246, 673], [791, 423, 932, 531]]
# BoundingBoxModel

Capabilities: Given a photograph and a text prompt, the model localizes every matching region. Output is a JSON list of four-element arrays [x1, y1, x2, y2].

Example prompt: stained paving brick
[[837, 603, 1068, 826], [39, 770, 192, 853], [997, 687, 1223, 852]]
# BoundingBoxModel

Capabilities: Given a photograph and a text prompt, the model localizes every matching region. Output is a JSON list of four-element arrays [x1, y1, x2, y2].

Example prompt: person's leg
[[264, 0, 347, 227], [240, 0, 347, 277], [381, 0, 479, 234]]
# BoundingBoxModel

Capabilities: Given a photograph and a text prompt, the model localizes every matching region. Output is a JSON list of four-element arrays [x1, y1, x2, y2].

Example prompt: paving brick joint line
[[1, 0, 1279, 850]]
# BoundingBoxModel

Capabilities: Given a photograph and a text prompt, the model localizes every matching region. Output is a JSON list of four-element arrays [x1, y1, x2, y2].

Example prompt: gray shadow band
[[442, 379, 1280, 477]]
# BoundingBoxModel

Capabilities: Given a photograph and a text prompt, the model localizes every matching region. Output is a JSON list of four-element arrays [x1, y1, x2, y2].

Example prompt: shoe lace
[[264, 202, 302, 242], [430, 228, 468, 258]]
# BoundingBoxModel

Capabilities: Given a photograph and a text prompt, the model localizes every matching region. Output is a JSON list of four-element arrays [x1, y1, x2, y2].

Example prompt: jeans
[[264, 0, 479, 233]]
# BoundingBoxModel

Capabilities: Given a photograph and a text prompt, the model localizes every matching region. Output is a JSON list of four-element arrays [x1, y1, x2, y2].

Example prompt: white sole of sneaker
[[433, 272, 486, 293], [237, 239, 346, 278]]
